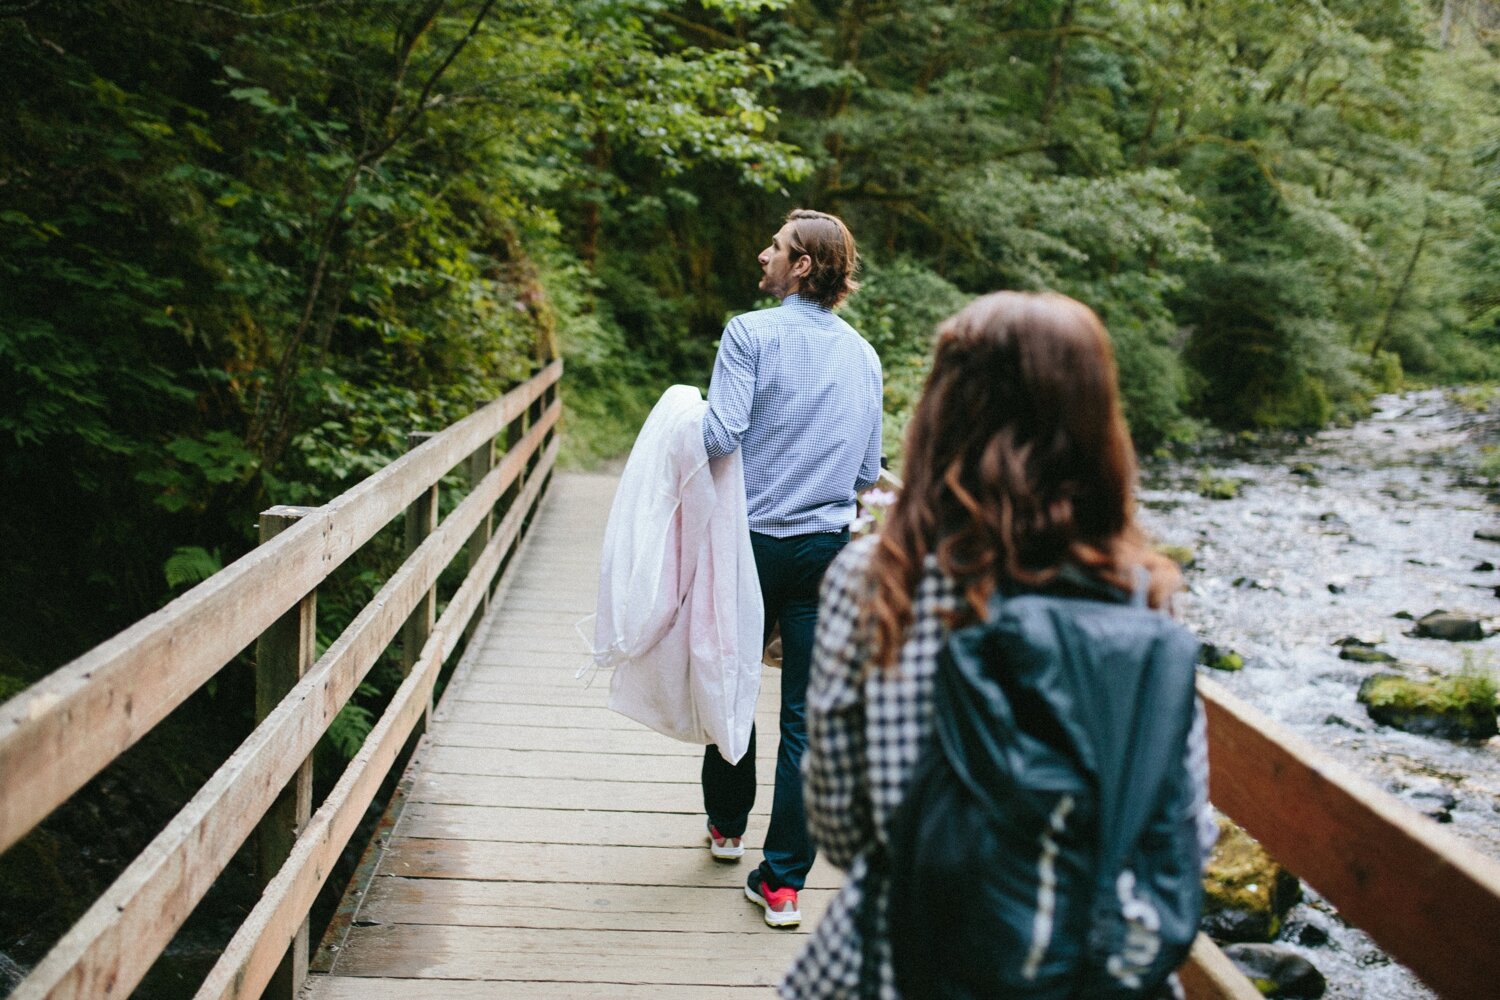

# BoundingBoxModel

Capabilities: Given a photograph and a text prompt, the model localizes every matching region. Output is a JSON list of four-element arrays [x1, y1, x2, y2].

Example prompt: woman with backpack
[[781, 291, 1219, 1000]]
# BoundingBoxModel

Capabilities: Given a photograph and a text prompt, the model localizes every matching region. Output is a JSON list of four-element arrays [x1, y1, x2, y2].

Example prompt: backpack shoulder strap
[[1090, 612, 1199, 881]]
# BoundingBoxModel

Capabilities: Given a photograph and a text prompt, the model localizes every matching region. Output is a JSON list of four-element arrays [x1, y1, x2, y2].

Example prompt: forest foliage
[[1, 0, 1499, 983], [3, 0, 1498, 680]]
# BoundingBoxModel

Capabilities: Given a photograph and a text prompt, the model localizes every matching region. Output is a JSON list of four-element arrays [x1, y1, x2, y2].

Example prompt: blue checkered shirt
[[703, 294, 883, 537]]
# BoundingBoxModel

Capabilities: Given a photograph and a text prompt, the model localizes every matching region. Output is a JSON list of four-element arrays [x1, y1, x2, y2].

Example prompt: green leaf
[[163, 546, 223, 589]]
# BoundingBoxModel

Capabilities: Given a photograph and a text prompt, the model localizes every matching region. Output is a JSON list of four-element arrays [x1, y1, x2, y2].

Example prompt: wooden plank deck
[[304, 471, 833, 999]]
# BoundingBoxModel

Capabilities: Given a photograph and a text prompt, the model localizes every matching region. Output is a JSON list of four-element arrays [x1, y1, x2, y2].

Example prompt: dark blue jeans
[[702, 527, 849, 891]]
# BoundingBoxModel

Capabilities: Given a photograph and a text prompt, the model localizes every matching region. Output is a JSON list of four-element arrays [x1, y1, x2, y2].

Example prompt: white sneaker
[[745, 871, 801, 928], [707, 821, 744, 861]]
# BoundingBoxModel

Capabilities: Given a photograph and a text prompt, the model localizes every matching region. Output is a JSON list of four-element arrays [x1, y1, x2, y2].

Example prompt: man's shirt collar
[[782, 292, 833, 315]]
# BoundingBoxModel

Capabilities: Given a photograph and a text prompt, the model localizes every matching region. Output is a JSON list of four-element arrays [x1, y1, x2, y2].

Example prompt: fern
[[325, 682, 381, 760], [163, 546, 222, 589], [326, 701, 374, 759]]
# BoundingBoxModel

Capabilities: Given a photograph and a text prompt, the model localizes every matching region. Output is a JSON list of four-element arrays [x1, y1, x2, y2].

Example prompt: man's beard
[[760, 272, 792, 298]]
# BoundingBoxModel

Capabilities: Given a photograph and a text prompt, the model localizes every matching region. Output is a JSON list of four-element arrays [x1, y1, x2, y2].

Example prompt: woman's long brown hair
[[868, 291, 1180, 669]]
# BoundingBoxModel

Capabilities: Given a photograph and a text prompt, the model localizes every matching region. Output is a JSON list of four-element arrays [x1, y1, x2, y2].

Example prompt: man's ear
[[791, 253, 813, 279]]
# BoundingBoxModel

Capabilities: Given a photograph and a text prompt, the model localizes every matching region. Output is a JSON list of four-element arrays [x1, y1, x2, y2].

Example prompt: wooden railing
[[1188, 677, 1500, 1000], [857, 474, 1500, 1000], [0, 359, 562, 1000]]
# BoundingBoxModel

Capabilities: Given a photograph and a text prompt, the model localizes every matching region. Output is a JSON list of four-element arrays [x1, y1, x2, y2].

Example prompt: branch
[[653, 9, 742, 48], [990, 23, 1149, 62], [1156, 133, 1287, 196], [821, 182, 917, 203], [252, 0, 500, 464], [368, 0, 499, 163]]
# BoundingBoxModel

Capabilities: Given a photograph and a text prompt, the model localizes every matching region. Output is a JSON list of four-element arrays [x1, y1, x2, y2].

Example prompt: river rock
[[1222, 943, 1327, 998], [1157, 543, 1197, 568], [1412, 611, 1484, 641], [1399, 777, 1458, 823], [1284, 920, 1330, 947], [1199, 643, 1244, 672], [1333, 637, 1396, 663], [1356, 672, 1499, 740], [1198, 472, 1242, 499], [1201, 817, 1302, 942], [1475, 528, 1500, 543]]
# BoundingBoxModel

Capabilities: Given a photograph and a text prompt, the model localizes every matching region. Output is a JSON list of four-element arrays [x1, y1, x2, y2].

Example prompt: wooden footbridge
[[303, 471, 829, 998], [3, 364, 1499, 1000]]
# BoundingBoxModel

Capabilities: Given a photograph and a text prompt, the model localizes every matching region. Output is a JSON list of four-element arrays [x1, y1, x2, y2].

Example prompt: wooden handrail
[[0, 358, 560, 857], [196, 438, 558, 1000], [1200, 676, 1500, 1000], [0, 361, 561, 1000]]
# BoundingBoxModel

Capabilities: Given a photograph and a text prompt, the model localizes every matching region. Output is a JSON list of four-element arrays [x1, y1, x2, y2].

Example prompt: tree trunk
[[1040, 0, 1076, 128], [1439, 0, 1458, 49]]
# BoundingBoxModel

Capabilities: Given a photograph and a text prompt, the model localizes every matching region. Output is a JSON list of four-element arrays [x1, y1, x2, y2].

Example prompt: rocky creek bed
[[1141, 389, 1500, 999]]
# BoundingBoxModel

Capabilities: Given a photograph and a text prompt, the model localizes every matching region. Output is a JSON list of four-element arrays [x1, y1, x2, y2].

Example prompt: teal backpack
[[870, 572, 1203, 1000]]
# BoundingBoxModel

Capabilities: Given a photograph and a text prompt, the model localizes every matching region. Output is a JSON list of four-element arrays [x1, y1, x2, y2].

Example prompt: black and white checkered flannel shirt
[[781, 536, 1216, 1000]]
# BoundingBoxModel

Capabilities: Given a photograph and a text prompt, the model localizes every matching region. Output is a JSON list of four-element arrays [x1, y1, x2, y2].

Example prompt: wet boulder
[[1197, 471, 1242, 499], [1283, 921, 1330, 947], [1333, 637, 1396, 664], [1157, 543, 1197, 569], [1397, 776, 1459, 823], [1201, 818, 1302, 942], [1356, 672, 1498, 740], [1199, 643, 1244, 672], [1222, 943, 1327, 998], [1412, 610, 1484, 642]]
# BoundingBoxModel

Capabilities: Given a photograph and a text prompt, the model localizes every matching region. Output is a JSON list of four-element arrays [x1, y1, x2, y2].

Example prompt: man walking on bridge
[[700, 209, 883, 928]]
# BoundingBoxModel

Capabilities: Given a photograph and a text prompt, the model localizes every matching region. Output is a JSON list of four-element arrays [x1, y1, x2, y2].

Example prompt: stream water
[[1140, 389, 1500, 999]]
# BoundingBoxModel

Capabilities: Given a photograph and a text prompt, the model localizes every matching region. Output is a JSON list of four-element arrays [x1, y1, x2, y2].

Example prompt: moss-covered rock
[[1201, 818, 1302, 943], [1333, 637, 1396, 664], [1288, 462, 1320, 486], [1197, 470, 1243, 500], [1356, 671, 1498, 739], [1157, 544, 1198, 569], [1199, 643, 1244, 672]]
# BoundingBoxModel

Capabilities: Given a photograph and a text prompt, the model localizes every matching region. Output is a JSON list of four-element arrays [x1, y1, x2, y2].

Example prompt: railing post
[[526, 363, 545, 481], [254, 504, 318, 1000], [463, 416, 497, 641], [489, 392, 525, 595], [402, 431, 438, 732]]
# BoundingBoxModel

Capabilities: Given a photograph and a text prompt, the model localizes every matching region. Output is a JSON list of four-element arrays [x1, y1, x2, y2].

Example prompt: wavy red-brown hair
[[868, 291, 1180, 669]]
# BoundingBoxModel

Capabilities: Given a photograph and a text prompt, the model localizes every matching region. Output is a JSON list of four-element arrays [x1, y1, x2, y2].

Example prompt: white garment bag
[[591, 385, 763, 764]]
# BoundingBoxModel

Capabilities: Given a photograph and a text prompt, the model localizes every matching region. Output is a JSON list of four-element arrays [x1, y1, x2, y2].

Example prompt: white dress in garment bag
[[591, 385, 763, 764]]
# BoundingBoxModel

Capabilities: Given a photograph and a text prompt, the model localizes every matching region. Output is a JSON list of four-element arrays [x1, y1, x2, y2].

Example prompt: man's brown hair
[[784, 209, 861, 309]]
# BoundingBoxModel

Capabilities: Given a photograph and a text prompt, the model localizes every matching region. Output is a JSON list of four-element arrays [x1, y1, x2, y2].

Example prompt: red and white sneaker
[[707, 821, 744, 861], [745, 870, 800, 928]]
